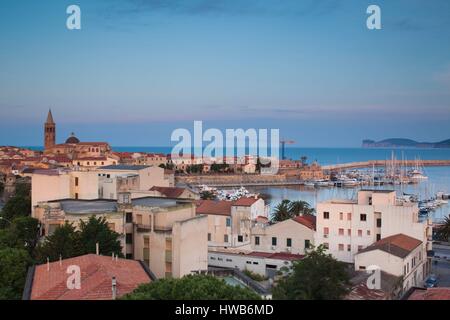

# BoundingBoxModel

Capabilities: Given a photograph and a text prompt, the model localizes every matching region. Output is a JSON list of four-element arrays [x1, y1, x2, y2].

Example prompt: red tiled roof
[[233, 197, 260, 207], [196, 200, 233, 216], [408, 288, 450, 300], [30, 254, 151, 300], [357, 234, 422, 258], [292, 214, 316, 231], [74, 157, 108, 161], [150, 186, 185, 198]]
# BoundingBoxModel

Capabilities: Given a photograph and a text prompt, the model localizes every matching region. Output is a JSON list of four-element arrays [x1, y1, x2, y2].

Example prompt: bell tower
[[44, 109, 56, 150]]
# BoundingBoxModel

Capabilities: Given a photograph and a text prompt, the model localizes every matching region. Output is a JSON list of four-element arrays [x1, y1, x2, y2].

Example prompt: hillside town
[[0, 110, 449, 301]]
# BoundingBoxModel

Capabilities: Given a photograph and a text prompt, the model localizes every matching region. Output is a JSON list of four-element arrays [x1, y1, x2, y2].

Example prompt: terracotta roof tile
[[292, 214, 316, 230], [30, 254, 151, 300], [357, 234, 422, 258], [408, 288, 450, 300], [150, 186, 185, 198]]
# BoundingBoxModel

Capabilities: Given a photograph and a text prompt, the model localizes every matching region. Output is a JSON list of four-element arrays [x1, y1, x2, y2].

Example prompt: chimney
[[112, 277, 117, 300], [47, 257, 50, 271], [96, 242, 99, 255], [59, 254, 62, 267], [112, 252, 114, 260]]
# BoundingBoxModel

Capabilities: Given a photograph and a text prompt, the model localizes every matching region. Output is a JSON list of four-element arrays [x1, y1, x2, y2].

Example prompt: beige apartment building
[[314, 190, 432, 264], [251, 214, 316, 255], [196, 198, 268, 249], [33, 193, 208, 279]]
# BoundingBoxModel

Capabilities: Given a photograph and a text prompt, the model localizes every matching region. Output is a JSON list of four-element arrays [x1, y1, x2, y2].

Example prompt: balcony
[[135, 223, 152, 233]]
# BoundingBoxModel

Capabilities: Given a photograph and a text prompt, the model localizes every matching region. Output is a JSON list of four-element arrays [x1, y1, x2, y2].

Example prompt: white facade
[[314, 190, 431, 263], [251, 218, 315, 255]]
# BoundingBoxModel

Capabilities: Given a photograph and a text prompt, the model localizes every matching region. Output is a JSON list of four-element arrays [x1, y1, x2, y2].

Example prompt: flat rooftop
[[57, 199, 118, 214], [98, 165, 150, 171], [132, 197, 183, 208]]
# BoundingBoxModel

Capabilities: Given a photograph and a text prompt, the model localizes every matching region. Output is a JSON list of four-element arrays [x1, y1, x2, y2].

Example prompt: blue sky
[[0, 0, 449, 147]]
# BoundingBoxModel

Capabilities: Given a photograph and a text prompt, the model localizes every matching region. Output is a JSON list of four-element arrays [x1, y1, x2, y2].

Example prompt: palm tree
[[289, 200, 315, 216], [436, 216, 450, 242], [271, 200, 294, 222]]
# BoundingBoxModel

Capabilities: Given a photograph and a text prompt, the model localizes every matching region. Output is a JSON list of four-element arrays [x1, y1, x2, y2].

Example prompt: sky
[[0, 0, 449, 147]]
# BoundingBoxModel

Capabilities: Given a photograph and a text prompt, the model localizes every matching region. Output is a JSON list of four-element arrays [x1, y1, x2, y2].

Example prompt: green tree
[[200, 191, 216, 200], [0, 216, 40, 255], [0, 183, 31, 228], [271, 200, 314, 222], [436, 216, 450, 242], [122, 274, 261, 300], [272, 245, 350, 300], [78, 216, 122, 257], [0, 248, 31, 299], [271, 200, 294, 222], [34, 222, 83, 263], [289, 200, 315, 216]]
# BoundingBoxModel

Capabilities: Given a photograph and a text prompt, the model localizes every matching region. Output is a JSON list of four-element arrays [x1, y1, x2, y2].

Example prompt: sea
[[24, 146, 450, 222]]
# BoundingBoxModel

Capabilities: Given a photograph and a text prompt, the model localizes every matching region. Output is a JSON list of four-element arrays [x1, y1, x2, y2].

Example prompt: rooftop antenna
[[112, 277, 117, 300]]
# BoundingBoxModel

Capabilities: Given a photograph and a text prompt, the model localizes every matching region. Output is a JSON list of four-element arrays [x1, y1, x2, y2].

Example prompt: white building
[[354, 233, 428, 294], [314, 189, 432, 263], [251, 214, 316, 255], [208, 248, 303, 278]]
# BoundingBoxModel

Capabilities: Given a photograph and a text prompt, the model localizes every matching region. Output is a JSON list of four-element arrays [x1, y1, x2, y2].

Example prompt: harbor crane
[[280, 139, 295, 160]]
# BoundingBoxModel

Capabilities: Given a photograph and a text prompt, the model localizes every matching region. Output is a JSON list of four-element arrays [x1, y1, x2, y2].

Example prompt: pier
[[322, 159, 450, 171]]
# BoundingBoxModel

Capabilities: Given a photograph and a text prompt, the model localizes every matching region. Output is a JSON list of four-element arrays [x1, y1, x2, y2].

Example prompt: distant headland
[[362, 138, 450, 148]]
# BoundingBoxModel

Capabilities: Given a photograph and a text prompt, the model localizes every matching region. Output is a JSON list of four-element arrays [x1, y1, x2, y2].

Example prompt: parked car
[[424, 274, 438, 288]]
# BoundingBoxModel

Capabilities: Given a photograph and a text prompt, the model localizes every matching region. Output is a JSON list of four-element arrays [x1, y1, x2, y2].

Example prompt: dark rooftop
[[58, 199, 118, 214], [132, 197, 187, 208]]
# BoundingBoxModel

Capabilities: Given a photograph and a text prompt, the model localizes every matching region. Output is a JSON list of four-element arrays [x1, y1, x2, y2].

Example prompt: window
[[74, 193, 78, 199], [367, 230, 371, 236], [419, 251, 422, 261], [347, 244, 351, 252], [338, 244, 344, 251], [224, 234, 229, 243], [323, 243, 329, 249], [126, 212, 133, 223], [347, 212, 352, 220], [376, 234, 381, 241], [226, 217, 231, 227], [358, 230, 362, 237], [359, 266, 366, 270], [305, 240, 310, 249], [272, 237, 277, 246], [339, 212, 343, 220], [136, 214, 143, 224], [226, 259, 232, 262], [347, 229, 351, 236], [238, 235, 243, 242], [360, 214, 367, 221], [210, 257, 216, 260], [255, 236, 260, 246], [286, 238, 292, 247], [126, 233, 133, 244], [376, 218, 382, 228], [246, 261, 252, 264], [126, 253, 133, 259], [253, 262, 259, 265], [75, 177, 79, 186], [323, 227, 329, 235], [208, 233, 211, 241], [323, 212, 330, 219], [338, 228, 344, 236]]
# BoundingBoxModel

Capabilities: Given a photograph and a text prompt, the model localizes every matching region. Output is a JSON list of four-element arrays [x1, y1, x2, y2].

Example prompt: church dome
[[65, 132, 80, 144]]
